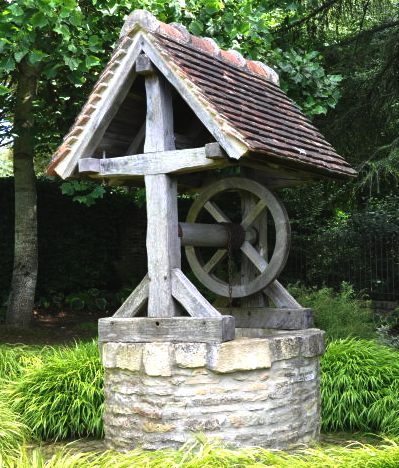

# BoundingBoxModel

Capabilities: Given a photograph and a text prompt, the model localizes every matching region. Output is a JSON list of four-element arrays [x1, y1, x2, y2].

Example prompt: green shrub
[[0, 399, 29, 458], [7, 340, 104, 440], [3, 439, 399, 468], [290, 282, 375, 340], [322, 338, 399, 435]]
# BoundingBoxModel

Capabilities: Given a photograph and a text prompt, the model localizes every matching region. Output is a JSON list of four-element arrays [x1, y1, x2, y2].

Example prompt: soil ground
[[0, 309, 104, 345]]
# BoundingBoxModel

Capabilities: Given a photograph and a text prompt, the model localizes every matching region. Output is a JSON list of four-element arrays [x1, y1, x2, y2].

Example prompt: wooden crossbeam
[[78, 144, 229, 178], [218, 307, 313, 330]]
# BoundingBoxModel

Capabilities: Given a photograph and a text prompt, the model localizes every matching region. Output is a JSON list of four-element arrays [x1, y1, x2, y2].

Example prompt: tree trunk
[[6, 60, 38, 328]]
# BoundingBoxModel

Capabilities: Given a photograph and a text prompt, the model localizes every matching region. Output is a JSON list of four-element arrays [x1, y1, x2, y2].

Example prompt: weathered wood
[[204, 201, 231, 223], [218, 307, 313, 330], [240, 241, 267, 272], [179, 222, 256, 248], [98, 316, 235, 343], [135, 54, 155, 76], [126, 122, 145, 154], [263, 280, 302, 309], [204, 249, 227, 273], [55, 35, 143, 179], [78, 146, 229, 178], [171, 268, 221, 318], [113, 275, 149, 318], [241, 199, 267, 230], [146, 175, 180, 317], [142, 39, 249, 160], [186, 177, 290, 298], [144, 70, 180, 317], [79, 158, 100, 174], [240, 191, 265, 308], [205, 142, 226, 159], [144, 72, 174, 153]]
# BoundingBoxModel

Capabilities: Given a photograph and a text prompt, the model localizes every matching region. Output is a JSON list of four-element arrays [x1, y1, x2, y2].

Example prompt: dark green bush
[[290, 282, 375, 340], [322, 338, 399, 435], [7, 341, 104, 440]]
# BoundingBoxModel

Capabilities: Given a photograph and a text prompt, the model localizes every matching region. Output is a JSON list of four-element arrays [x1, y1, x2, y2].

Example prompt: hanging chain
[[226, 225, 233, 308]]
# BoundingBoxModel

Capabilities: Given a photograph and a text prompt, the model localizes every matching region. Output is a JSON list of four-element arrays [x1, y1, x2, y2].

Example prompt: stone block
[[143, 342, 173, 376], [102, 343, 143, 372], [208, 338, 271, 373], [301, 330, 325, 357], [269, 335, 302, 361], [175, 343, 207, 368]]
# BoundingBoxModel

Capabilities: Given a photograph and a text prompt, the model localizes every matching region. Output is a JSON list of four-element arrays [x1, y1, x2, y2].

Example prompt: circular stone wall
[[101, 328, 324, 451]]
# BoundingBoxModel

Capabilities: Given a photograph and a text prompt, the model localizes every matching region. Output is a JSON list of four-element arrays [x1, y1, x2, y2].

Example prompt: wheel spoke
[[204, 201, 231, 223], [240, 241, 267, 273], [241, 199, 267, 230], [204, 249, 227, 273]]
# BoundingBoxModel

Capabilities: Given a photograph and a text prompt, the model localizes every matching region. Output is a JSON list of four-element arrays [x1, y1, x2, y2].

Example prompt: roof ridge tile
[[120, 9, 279, 84]]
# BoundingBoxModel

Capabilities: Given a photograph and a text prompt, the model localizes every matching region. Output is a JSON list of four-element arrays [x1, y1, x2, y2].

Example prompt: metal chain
[[226, 225, 233, 307]]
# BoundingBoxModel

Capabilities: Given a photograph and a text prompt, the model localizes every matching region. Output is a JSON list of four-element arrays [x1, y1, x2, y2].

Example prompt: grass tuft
[[3, 439, 399, 467], [0, 398, 29, 459], [322, 338, 399, 435], [6, 340, 104, 440]]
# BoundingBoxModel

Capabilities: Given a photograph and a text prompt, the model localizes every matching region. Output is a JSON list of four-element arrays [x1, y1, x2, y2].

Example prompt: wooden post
[[143, 67, 180, 317]]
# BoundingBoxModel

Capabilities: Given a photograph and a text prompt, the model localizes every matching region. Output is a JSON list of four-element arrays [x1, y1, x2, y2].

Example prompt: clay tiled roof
[[48, 10, 356, 179]]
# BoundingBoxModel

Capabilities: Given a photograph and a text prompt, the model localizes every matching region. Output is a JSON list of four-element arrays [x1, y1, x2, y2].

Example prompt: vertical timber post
[[143, 63, 180, 317]]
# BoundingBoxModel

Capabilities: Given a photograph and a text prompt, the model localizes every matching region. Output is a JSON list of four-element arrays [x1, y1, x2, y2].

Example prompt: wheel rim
[[185, 177, 291, 298]]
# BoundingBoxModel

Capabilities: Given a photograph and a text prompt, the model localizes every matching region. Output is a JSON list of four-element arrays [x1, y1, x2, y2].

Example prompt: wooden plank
[[55, 35, 143, 179], [78, 147, 229, 178], [98, 316, 235, 343], [263, 281, 302, 309], [126, 122, 145, 154], [171, 268, 221, 318], [113, 275, 149, 318], [144, 70, 180, 317], [79, 158, 100, 174], [218, 307, 313, 330]]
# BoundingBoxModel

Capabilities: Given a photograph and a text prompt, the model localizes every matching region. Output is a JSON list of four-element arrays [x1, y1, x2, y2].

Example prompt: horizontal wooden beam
[[78, 144, 231, 178], [98, 316, 235, 343], [218, 307, 313, 330]]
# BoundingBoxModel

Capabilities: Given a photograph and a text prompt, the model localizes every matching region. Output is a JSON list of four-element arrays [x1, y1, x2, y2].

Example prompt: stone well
[[101, 328, 324, 451]]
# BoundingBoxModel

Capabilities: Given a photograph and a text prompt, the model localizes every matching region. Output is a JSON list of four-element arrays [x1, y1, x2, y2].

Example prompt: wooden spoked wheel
[[185, 177, 290, 298]]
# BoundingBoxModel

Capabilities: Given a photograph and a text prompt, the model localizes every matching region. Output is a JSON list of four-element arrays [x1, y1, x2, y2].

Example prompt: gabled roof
[[48, 10, 356, 180]]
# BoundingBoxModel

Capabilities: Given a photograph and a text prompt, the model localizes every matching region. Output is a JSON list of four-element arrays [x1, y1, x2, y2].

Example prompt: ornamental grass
[[322, 337, 399, 434], [2, 439, 399, 468], [5, 340, 104, 441]]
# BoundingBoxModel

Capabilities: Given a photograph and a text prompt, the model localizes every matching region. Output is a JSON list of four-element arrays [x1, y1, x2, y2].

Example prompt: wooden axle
[[179, 222, 256, 248]]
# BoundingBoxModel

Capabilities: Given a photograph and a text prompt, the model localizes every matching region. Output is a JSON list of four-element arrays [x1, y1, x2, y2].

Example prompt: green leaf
[[28, 49, 49, 65], [14, 50, 28, 63], [0, 56, 15, 73], [189, 20, 204, 36], [30, 11, 48, 28], [85, 55, 100, 68], [64, 55, 80, 71], [0, 85, 11, 96], [8, 4, 24, 17]]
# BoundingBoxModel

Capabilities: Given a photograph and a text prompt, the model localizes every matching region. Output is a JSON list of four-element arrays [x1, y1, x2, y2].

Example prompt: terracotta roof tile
[[48, 9, 356, 179]]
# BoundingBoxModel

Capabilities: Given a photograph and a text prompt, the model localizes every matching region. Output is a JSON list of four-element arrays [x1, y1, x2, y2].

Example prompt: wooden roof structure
[[47, 10, 356, 181]]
